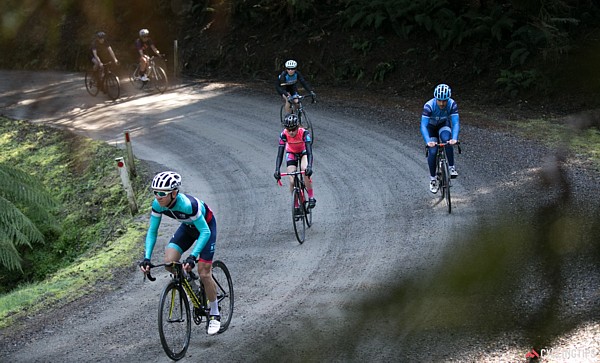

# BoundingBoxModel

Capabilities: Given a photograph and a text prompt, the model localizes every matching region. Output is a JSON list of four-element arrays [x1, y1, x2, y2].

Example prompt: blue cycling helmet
[[434, 84, 451, 101]]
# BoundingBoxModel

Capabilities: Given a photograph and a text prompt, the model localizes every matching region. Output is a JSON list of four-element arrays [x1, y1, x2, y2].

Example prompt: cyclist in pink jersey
[[274, 114, 316, 211]]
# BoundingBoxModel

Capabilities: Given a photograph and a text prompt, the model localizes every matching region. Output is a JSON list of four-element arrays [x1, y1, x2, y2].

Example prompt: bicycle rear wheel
[[299, 110, 314, 144], [105, 73, 120, 101], [158, 282, 191, 361], [212, 260, 234, 333], [292, 188, 306, 243], [84, 71, 99, 96], [153, 66, 168, 94]]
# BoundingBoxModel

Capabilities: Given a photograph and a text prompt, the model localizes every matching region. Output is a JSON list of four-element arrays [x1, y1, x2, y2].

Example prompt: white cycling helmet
[[139, 28, 150, 37], [152, 171, 181, 191], [285, 60, 297, 69]]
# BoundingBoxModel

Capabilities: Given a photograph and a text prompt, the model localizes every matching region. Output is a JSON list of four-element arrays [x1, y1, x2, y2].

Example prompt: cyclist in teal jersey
[[138, 171, 221, 335], [420, 83, 460, 193]]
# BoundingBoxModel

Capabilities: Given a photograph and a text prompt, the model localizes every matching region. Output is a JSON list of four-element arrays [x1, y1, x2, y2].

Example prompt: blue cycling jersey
[[144, 193, 212, 259], [420, 98, 460, 143]]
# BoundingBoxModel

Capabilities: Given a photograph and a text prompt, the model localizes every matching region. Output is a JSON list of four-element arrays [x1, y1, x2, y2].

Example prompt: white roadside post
[[115, 157, 138, 215], [173, 40, 178, 79], [124, 130, 137, 177]]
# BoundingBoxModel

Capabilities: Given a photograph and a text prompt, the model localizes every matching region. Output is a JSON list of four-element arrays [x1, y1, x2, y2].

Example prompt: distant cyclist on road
[[138, 171, 221, 335], [276, 59, 316, 115], [135, 28, 161, 82], [90, 31, 119, 81], [274, 114, 316, 213], [421, 83, 460, 193]]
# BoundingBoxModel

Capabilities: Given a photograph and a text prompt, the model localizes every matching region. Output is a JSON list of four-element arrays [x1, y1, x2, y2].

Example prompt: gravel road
[[0, 71, 598, 362]]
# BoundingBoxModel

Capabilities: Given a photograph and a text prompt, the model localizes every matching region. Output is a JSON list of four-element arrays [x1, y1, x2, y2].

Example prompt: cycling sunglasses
[[153, 190, 171, 197], [286, 126, 298, 132]]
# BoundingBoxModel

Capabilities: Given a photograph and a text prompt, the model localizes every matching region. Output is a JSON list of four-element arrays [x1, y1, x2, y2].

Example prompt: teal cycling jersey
[[144, 193, 213, 259]]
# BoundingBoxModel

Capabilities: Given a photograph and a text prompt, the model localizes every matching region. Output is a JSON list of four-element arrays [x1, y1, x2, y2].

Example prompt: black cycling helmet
[[283, 114, 300, 129], [96, 31, 106, 39]]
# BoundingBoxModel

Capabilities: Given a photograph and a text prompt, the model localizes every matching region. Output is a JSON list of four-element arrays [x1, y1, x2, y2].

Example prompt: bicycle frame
[[147, 262, 203, 309]]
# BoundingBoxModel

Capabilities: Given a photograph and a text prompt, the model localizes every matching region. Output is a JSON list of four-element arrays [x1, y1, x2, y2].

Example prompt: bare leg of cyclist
[[199, 261, 221, 335], [164, 247, 181, 274], [300, 156, 315, 206]]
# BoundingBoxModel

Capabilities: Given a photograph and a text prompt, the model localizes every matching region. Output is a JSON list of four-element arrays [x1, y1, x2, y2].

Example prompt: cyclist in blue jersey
[[421, 84, 460, 193], [276, 59, 317, 115], [138, 171, 221, 335]]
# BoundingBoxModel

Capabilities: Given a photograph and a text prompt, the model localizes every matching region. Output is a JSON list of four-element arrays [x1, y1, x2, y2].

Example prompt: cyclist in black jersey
[[90, 31, 119, 82], [276, 59, 316, 115]]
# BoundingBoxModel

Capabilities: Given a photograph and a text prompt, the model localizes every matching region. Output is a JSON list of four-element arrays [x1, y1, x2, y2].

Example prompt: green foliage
[[0, 117, 151, 293], [495, 69, 543, 97], [373, 61, 395, 82], [0, 164, 58, 272]]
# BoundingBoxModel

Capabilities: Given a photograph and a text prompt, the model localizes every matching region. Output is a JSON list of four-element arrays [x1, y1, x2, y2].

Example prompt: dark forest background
[[1, 0, 600, 112]]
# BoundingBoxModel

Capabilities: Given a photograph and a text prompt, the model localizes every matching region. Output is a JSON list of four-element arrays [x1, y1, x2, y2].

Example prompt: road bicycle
[[145, 260, 234, 361], [129, 55, 168, 94], [84, 61, 120, 101], [279, 93, 316, 143], [278, 166, 313, 243], [426, 142, 461, 213]]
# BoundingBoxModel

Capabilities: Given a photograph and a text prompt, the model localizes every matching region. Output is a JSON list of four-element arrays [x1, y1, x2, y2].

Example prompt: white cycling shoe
[[450, 166, 458, 178], [429, 179, 439, 194], [207, 315, 221, 335]]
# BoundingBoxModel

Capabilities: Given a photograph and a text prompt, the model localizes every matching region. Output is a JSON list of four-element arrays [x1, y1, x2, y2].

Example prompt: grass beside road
[[0, 116, 153, 329]]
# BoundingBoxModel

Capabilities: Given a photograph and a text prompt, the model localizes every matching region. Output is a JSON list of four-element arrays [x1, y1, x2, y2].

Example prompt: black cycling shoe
[[308, 198, 316, 208]]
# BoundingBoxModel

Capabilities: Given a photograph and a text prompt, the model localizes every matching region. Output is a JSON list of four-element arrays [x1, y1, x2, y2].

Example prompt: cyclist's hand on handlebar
[[448, 139, 458, 145], [427, 141, 436, 147], [274, 170, 281, 180], [139, 258, 151, 273], [305, 166, 313, 177], [184, 255, 197, 271]]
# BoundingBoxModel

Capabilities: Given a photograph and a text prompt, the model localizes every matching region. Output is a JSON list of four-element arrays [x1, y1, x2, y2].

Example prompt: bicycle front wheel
[[105, 73, 120, 101], [292, 188, 306, 244], [441, 160, 452, 213], [299, 110, 314, 145], [84, 71, 99, 96], [303, 185, 312, 228], [212, 260, 234, 333], [153, 66, 168, 93], [158, 282, 191, 361]]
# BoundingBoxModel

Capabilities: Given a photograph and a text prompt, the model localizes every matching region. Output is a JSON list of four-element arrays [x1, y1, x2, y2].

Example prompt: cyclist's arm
[[297, 71, 313, 93], [91, 49, 102, 66], [150, 43, 160, 55], [275, 74, 287, 96], [144, 211, 162, 259], [107, 46, 118, 63], [304, 132, 313, 167], [420, 116, 434, 144], [275, 142, 285, 170], [189, 206, 211, 258], [450, 102, 460, 140]]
